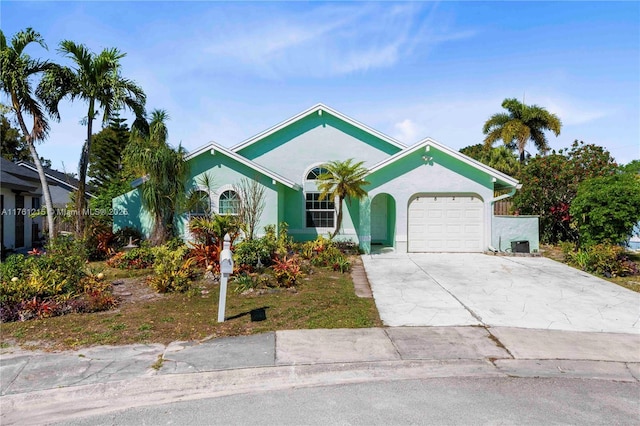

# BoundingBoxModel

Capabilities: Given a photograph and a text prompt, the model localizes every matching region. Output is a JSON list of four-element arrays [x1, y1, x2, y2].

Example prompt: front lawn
[[0, 260, 381, 351]]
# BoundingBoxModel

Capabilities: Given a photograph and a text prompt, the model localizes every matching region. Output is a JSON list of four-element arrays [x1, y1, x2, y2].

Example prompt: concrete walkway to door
[[362, 253, 640, 334]]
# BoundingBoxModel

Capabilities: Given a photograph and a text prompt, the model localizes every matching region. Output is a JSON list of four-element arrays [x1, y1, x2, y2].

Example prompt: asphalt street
[[58, 377, 639, 426]]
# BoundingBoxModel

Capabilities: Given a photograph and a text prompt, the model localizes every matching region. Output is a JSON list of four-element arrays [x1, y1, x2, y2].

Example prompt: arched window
[[219, 190, 240, 215], [189, 190, 210, 216], [305, 166, 329, 180], [303, 166, 334, 228]]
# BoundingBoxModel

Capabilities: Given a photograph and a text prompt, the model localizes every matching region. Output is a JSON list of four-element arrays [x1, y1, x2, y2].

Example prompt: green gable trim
[[185, 142, 299, 190], [367, 138, 520, 190], [232, 104, 405, 160]]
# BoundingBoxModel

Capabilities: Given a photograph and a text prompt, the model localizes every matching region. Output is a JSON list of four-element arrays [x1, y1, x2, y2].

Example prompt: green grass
[[1, 260, 381, 351]]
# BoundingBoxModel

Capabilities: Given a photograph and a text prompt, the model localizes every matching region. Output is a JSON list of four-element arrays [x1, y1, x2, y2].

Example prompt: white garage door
[[408, 195, 484, 252]]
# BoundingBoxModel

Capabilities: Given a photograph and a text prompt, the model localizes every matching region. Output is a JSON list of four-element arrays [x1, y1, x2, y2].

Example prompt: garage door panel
[[408, 195, 483, 253]]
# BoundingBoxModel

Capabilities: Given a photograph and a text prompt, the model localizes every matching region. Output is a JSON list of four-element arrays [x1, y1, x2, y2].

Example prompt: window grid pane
[[305, 193, 334, 228], [219, 190, 240, 215], [306, 167, 329, 180]]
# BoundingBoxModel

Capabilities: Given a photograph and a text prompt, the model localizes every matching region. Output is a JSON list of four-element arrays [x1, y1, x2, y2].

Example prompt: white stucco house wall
[[114, 104, 539, 253]]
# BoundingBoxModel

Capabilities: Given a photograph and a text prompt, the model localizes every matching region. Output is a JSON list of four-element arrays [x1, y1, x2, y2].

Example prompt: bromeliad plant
[[188, 214, 241, 269], [272, 255, 303, 287]]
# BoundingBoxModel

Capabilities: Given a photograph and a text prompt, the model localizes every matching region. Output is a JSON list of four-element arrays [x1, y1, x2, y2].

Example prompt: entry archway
[[370, 193, 395, 247]]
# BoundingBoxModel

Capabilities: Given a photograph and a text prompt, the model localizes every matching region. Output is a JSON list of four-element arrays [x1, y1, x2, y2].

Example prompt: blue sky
[[2, 1, 639, 172]]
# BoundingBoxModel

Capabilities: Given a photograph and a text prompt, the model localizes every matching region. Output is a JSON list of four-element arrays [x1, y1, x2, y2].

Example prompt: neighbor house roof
[[367, 137, 521, 189], [230, 103, 407, 153], [16, 161, 95, 198], [1, 158, 41, 192], [185, 142, 300, 190]]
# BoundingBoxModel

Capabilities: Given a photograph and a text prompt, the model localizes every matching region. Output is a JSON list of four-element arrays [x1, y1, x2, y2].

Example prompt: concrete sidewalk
[[1, 327, 639, 425]]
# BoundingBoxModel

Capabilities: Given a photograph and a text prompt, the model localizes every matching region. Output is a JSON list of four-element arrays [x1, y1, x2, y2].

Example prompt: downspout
[[490, 185, 520, 205], [488, 184, 521, 252]]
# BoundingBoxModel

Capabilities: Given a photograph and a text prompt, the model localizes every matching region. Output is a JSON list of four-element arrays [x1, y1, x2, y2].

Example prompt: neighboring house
[[1, 158, 96, 253], [1, 158, 44, 252], [16, 161, 93, 208], [114, 104, 539, 253], [17, 161, 95, 235]]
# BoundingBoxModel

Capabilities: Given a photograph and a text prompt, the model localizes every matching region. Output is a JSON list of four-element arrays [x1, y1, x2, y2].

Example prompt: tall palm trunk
[[26, 142, 56, 238], [518, 138, 527, 163], [75, 99, 94, 236], [12, 96, 56, 238], [331, 196, 345, 239]]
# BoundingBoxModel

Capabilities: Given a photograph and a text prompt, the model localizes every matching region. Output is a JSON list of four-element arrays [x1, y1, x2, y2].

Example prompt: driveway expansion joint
[[408, 255, 485, 324]]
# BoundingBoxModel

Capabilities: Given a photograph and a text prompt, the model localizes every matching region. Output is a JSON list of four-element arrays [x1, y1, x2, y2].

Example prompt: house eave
[[367, 137, 521, 188], [16, 162, 96, 198], [185, 142, 299, 190], [230, 103, 407, 153]]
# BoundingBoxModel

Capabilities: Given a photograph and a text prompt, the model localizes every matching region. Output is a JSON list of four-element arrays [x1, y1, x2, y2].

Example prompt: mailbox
[[217, 233, 234, 323], [220, 249, 234, 275]]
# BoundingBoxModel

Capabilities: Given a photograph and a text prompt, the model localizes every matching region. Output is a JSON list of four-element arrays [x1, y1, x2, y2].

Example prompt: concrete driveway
[[362, 253, 640, 334]]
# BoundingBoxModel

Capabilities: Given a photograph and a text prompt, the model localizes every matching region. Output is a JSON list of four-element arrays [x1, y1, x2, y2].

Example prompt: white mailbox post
[[217, 233, 234, 323]]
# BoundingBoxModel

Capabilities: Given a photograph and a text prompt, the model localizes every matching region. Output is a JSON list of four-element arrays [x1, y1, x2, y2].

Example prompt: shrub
[[571, 173, 640, 246], [565, 244, 638, 278], [0, 238, 117, 322], [311, 245, 344, 268], [272, 255, 303, 287], [188, 243, 221, 270], [0, 254, 28, 281], [189, 215, 241, 247], [275, 222, 294, 258], [333, 257, 351, 273], [106, 247, 155, 269], [84, 219, 116, 261], [234, 237, 276, 269], [147, 246, 197, 293], [233, 273, 257, 294]]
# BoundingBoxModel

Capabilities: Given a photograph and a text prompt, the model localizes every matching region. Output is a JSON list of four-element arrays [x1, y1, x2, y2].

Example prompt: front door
[[371, 194, 388, 243]]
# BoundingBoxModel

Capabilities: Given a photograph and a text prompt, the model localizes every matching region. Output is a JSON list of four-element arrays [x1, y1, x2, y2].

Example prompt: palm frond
[[11, 28, 47, 55]]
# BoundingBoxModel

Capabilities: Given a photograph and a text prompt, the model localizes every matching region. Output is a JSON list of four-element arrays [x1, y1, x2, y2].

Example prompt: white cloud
[[393, 118, 422, 143], [196, 2, 475, 79]]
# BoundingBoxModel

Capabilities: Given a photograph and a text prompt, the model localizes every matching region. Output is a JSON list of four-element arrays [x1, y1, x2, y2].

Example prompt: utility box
[[511, 240, 530, 254]]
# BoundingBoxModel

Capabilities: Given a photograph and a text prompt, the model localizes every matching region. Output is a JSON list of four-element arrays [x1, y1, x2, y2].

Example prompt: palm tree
[[317, 158, 369, 239], [460, 144, 521, 177], [483, 98, 562, 163], [51, 41, 146, 236], [124, 110, 188, 245], [0, 28, 59, 238]]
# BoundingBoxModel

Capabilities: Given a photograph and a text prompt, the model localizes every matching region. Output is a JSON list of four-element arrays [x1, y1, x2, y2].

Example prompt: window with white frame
[[219, 190, 240, 215], [305, 193, 334, 228], [304, 166, 334, 228], [306, 166, 328, 180], [189, 190, 210, 216]]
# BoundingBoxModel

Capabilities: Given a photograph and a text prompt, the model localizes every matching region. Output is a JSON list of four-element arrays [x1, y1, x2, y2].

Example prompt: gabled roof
[[16, 161, 95, 198], [0, 170, 39, 192], [231, 103, 407, 153], [185, 142, 300, 190], [1, 158, 40, 192], [367, 138, 521, 189], [2, 158, 40, 181]]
